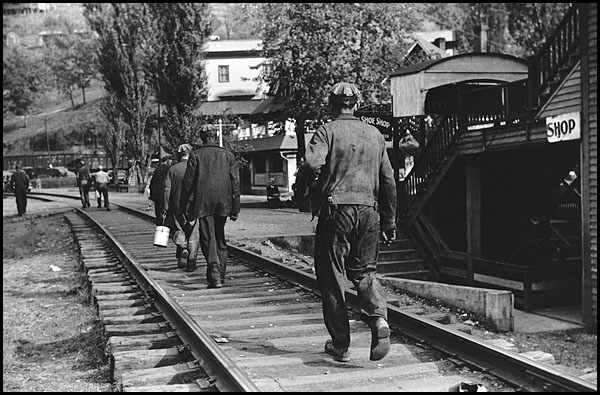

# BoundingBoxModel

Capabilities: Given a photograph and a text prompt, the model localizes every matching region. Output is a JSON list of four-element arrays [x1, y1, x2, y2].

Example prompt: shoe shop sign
[[546, 111, 581, 143]]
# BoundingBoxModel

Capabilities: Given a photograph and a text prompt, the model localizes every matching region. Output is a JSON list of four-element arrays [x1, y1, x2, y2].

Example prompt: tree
[[144, 3, 213, 153], [505, 3, 571, 57], [100, 93, 126, 185], [83, 3, 154, 189], [258, 3, 419, 159], [423, 3, 570, 57], [3, 47, 50, 126], [44, 34, 97, 109]]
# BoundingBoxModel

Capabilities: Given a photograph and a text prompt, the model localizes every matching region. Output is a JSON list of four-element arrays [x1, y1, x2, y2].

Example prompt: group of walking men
[[151, 128, 240, 289], [72, 81, 397, 364], [75, 161, 110, 211]]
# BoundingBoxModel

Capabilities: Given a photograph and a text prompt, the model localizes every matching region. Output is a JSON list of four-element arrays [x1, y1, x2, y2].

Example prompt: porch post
[[466, 156, 482, 285]]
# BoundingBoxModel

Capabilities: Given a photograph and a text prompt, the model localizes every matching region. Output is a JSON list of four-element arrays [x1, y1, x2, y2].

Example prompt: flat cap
[[177, 143, 193, 154]]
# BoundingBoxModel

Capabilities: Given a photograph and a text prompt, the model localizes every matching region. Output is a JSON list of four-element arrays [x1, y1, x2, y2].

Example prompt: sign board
[[546, 111, 581, 143], [355, 112, 394, 141]]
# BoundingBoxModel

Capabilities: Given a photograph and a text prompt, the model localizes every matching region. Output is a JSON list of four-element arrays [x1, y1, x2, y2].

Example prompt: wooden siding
[[459, 121, 547, 155], [586, 3, 597, 327], [537, 63, 582, 118]]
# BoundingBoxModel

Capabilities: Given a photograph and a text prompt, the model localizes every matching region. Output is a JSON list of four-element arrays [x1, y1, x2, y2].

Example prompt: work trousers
[[96, 183, 109, 208], [15, 190, 27, 216], [168, 214, 189, 258], [188, 215, 228, 283], [78, 182, 91, 208], [154, 199, 165, 226], [314, 204, 388, 350]]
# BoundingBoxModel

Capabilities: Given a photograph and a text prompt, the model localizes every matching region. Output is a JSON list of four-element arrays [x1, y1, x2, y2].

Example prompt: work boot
[[368, 317, 390, 361], [185, 260, 197, 272], [178, 249, 189, 269], [324, 339, 350, 362], [97, 198, 101, 208], [207, 262, 222, 288]]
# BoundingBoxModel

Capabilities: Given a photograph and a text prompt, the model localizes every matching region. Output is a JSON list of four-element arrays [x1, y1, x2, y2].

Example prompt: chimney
[[434, 37, 446, 52]]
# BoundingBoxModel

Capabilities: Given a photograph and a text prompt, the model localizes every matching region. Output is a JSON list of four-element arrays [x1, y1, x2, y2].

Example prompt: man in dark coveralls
[[179, 128, 240, 288], [298, 82, 397, 362], [10, 165, 30, 216], [162, 143, 193, 268], [75, 159, 91, 209]]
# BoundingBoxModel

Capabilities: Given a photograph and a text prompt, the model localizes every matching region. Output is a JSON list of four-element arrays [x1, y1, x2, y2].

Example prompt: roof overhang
[[198, 100, 262, 117], [390, 53, 528, 117]]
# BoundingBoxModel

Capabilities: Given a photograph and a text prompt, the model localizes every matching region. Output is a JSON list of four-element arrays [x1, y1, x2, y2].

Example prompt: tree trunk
[[82, 87, 87, 105], [69, 93, 75, 109]]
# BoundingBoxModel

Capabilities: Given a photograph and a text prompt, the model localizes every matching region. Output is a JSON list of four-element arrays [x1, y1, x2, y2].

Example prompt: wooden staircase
[[376, 230, 433, 280]]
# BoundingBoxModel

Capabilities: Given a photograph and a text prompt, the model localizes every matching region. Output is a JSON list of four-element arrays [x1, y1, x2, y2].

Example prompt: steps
[[377, 231, 432, 281]]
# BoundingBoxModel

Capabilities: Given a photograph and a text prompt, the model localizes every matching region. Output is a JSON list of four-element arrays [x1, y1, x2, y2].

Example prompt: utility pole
[[157, 103, 162, 160], [45, 118, 50, 167]]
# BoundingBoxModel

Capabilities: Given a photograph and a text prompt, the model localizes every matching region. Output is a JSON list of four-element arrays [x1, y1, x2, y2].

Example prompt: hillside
[[3, 81, 106, 156]]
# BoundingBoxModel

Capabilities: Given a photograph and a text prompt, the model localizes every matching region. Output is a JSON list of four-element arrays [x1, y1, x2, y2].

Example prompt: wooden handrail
[[528, 4, 580, 110]]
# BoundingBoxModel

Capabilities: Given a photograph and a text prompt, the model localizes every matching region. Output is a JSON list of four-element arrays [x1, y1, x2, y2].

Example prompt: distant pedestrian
[[162, 144, 193, 268], [10, 165, 30, 217], [266, 177, 281, 207], [179, 128, 240, 288], [35, 176, 42, 191], [75, 159, 92, 209], [149, 156, 172, 225], [93, 165, 110, 211], [298, 82, 397, 363]]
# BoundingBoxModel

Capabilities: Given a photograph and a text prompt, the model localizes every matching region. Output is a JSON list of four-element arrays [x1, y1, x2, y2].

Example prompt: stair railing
[[397, 105, 461, 228], [528, 4, 581, 111]]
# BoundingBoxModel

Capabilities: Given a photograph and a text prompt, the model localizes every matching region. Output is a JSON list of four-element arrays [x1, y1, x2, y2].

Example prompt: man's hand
[[381, 229, 396, 246], [230, 214, 238, 221]]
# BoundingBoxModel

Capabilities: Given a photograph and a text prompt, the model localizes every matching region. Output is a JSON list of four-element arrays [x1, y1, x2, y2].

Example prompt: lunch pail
[[153, 225, 170, 247]]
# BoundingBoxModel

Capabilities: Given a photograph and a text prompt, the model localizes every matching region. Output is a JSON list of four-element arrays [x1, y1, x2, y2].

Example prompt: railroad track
[[10, 192, 598, 392]]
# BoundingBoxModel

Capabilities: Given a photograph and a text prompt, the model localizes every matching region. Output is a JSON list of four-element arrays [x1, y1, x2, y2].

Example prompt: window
[[218, 65, 229, 83]]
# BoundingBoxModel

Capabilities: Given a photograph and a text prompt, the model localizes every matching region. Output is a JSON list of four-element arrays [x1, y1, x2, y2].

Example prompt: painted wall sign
[[546, 111, 581, 143]]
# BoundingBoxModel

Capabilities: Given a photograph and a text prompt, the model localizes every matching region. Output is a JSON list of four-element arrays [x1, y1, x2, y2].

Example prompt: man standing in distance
[[10, 165, 30, 217], [75, 159, 91, 209], [299, 82, 397, 362], [179, 128, 240, 288], [162, 143, 193, 268], [94, 165, 111, 211]]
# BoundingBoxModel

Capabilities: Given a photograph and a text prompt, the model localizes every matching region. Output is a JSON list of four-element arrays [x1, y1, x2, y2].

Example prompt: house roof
[[390, 53, 527, 77], [404, 34, 449, 59], [198, 100, 262, 116]]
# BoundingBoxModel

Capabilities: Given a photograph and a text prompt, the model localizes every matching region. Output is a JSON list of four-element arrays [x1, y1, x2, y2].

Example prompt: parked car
[[108, 169, 128, 185]]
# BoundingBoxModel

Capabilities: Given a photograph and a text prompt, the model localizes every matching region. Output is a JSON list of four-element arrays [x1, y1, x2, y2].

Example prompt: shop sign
[[546, 111, 580, 143], [356, 112, 393, 141]]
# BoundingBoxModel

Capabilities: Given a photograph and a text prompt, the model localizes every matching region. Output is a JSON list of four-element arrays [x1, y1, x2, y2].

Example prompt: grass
[[2, 213, 114, 392], [3, 82, 106, 154]]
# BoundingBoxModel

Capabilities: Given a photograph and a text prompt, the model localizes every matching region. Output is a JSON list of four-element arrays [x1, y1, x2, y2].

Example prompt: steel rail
[[72, 205, 260, 392], [230, 243, 596, 393], [18, 191, 598, 392]]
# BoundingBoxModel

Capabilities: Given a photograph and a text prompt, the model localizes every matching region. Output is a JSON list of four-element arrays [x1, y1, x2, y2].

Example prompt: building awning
[[198, 100, 262, 117], [231, 132, 314, 154], [249, 96, 290, 122]]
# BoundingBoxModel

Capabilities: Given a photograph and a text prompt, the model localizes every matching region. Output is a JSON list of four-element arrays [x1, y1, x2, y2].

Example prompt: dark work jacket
[[76, 166, 91, 187], [163, 158, 188, 215], [179, 143, 240, 219], [149, 163, 170, 202], [10, 170, 30, 194], [302, 113, 397, 231]]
